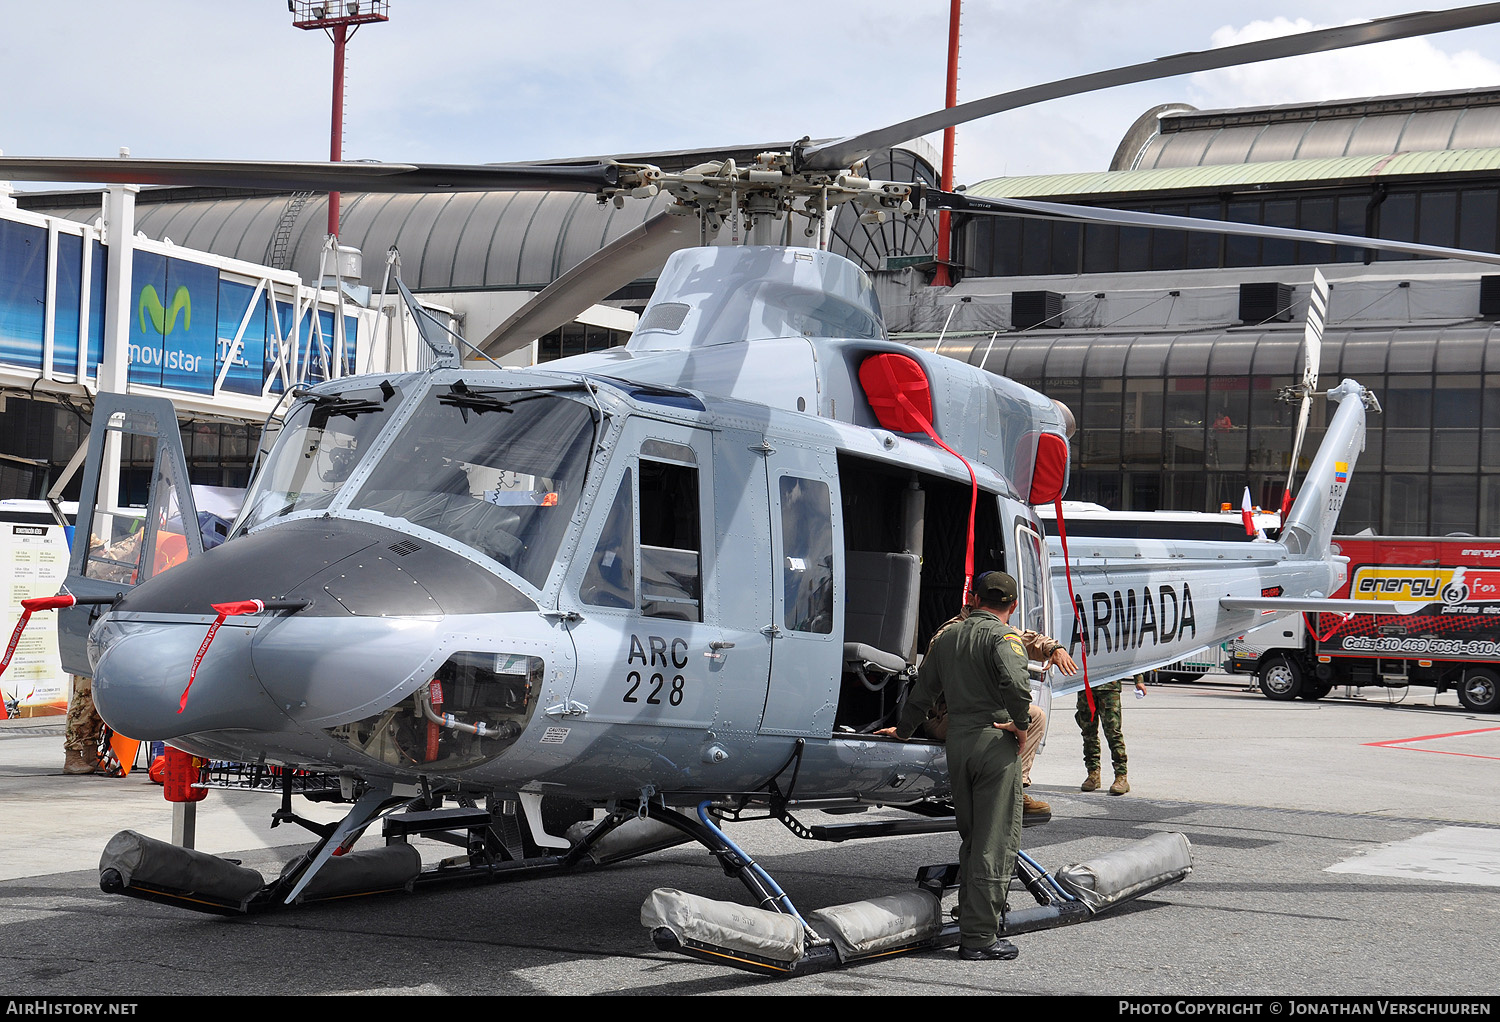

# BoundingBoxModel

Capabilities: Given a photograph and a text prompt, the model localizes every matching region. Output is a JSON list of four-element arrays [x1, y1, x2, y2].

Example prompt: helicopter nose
[[92, 516, 543, 737], [90, 614, 290, 741]]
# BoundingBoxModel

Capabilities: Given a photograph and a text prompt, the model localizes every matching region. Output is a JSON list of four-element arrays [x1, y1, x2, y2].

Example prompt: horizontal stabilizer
[[1219, 597, 1418, 616]]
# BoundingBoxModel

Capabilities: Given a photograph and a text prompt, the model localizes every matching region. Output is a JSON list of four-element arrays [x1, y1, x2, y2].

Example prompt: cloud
[[1188, 17, 1500, 110]]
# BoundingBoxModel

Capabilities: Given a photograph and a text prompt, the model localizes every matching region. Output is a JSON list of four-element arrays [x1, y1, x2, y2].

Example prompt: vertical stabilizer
[[1281, 379, 1371, 558]]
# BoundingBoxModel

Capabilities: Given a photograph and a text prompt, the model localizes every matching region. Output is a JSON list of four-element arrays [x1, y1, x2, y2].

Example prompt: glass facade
[[961, 182, 1500, 278], [919, 326, 1500, 537]]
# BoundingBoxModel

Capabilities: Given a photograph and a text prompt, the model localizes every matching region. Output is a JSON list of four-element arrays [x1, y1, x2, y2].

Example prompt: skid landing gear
[[642, 803, 1195, 977], [97, 781, 692, 916]]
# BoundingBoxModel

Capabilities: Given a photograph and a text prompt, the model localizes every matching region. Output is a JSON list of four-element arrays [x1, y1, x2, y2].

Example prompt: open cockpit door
[[57, 394, 201, 676]]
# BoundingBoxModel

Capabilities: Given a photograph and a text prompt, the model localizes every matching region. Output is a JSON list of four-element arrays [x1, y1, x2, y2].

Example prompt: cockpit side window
[[581, 469, 635, 609], [780, 476, 834, 634], [640, 455, 701, 622], [1015, 522, 1048, 639]]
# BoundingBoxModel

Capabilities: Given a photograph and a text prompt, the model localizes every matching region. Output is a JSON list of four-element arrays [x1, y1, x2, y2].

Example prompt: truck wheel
[[1258, 654, 1304, 701], [1457, 668, 1500, 713], [1300, 683, 1333, 701]]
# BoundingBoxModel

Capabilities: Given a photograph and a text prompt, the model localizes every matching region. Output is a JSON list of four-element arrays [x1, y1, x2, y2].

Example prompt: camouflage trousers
[[1075, 680, 1126, 774], [64, 675, 102, 755]]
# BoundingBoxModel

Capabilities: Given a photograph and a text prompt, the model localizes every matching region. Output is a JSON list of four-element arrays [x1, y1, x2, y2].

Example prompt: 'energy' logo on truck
[[1352, 566, 1500, 604]]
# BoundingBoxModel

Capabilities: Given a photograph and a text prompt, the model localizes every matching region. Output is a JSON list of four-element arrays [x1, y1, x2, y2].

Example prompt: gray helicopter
[[5, 5, 1496, 976]]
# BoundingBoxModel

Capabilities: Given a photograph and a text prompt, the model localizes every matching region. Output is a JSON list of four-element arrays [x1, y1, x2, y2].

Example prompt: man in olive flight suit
[[876, 571, 1032, 962]]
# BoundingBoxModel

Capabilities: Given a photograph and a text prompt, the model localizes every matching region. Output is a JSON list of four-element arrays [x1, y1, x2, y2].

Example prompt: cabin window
[[640, 454, 701, 621], [780, 476, 834, 634], [581, 469, 635, 609], [1015, 523, 1048, 638]]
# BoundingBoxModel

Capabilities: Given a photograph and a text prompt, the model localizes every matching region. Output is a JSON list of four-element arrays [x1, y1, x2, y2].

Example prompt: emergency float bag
[[805, 889, 943, 959], [100, 829, 265, 911], [280, 843, 422, 902], [641, 888, 805, 963], [564, 815, 692, 865], [1054, 831, 1193, 913]]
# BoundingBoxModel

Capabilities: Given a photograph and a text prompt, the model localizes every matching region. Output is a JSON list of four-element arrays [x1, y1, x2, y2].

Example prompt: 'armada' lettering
[[1070, 583, 1196, 654]]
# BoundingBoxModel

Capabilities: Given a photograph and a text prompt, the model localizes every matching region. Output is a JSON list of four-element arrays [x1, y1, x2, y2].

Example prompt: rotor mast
[[290, 1, 391, 238]]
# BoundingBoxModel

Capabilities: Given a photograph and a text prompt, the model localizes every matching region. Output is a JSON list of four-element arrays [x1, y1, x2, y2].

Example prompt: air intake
[[1479, 276, 1500, 318], [1013, 290, 1064, 330], [1239, 282, 1292, 324]]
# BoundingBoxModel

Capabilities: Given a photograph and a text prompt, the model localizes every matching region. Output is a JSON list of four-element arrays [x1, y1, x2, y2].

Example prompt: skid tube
[[641, 802, 1194, 977], [97, 786, 669, 916]]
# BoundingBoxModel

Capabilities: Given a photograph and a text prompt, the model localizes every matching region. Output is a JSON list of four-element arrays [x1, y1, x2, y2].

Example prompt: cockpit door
[[58, 394, 200, 676], [759, 440, 841, 736], [562, 417, 769, 733]]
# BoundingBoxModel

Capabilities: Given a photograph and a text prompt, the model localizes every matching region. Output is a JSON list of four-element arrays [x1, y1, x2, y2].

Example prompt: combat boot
[[1022, 792, 1051, 823], [1080, 768, 1100, 792], [1109, 773, 1130, 795], [63, 748, 97, 775]]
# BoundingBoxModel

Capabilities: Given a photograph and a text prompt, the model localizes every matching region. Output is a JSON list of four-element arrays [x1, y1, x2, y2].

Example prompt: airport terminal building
[[896, 87, 1500, 536], [4, 91, 1500, 537]]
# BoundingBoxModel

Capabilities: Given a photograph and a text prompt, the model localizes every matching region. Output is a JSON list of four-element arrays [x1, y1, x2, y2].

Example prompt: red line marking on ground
[[1363, 726, 1500, 761]]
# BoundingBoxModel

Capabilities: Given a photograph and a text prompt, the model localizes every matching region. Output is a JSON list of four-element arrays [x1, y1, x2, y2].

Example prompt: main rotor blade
[[800, 3, 1500, 172], [0, 156, 620, 193], [927, 190, 1500, 267], [479, 210, 697, 356]]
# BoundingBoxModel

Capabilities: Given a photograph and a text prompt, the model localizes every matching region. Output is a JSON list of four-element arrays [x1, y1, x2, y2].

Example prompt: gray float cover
[[1054, 831, 1194, 913], [564, 816, 690, 864], [100, 829, 265, 910], [806, 889, 943, 959], [281, 843, 423, 901], [641, 888, 805, 963]]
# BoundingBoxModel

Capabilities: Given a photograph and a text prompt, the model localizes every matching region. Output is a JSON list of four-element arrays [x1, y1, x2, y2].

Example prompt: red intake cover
[[858, 353, 934, 433], [1029, 432, 1069, 505]]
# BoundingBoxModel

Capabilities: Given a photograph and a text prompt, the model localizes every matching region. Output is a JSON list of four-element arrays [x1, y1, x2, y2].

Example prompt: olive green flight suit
[[896, 609, 1032, 950]]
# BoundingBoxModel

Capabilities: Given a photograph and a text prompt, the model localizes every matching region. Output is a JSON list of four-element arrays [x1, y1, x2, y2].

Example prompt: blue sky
[[3, 1, 1500, 189]]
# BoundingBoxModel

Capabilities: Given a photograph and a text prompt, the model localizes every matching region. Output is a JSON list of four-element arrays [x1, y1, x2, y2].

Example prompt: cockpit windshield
[[349, 385, 596, 589], [235, 383, 404, 534]]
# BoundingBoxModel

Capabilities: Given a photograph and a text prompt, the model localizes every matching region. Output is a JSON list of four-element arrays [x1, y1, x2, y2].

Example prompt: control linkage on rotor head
[[598, 148, 921, 240]]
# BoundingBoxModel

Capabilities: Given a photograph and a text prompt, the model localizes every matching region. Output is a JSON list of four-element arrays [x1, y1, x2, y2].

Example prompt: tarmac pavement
[[1, 676, 1497, 997]]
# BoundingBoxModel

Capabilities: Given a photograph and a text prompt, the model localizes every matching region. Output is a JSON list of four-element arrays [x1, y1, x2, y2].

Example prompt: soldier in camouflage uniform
[[1076, 674, 1147, 795], [63, 675, 102, 774]]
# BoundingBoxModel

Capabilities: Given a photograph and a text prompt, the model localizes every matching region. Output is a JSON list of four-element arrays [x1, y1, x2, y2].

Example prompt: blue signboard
[[52, 233, 84, 378], [1, 215, 359, 396], [0, 219, 47, 371], [130, 252, 219, 393], [217, 278, 268, 396]]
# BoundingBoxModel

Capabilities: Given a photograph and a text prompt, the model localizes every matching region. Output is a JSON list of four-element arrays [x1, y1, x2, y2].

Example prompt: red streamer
[[180, 600, 265, 714], [1053, 497, 1096, 718]]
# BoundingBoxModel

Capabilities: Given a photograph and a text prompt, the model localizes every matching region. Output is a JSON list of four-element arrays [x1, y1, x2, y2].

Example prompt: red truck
[[1227, 535, 1500, 713]]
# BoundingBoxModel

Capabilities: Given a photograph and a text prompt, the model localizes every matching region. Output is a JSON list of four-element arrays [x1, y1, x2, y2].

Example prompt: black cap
[[974, 571, 1018, 603]]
